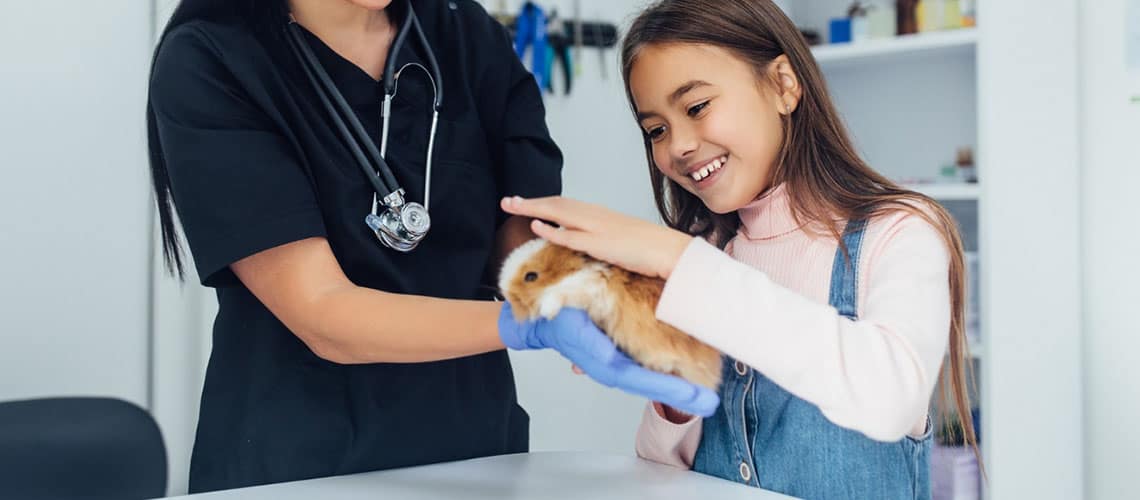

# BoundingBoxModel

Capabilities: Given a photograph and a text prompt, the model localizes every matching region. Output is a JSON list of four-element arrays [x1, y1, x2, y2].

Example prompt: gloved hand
[[498, 301, 720, 417]]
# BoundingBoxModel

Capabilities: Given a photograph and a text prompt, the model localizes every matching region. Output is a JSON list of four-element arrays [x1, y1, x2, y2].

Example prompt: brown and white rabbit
[[498, 238, 723, 390]]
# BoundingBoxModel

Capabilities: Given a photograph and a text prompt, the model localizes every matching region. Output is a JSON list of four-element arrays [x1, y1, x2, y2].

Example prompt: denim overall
[[693, 220, 932, 500]]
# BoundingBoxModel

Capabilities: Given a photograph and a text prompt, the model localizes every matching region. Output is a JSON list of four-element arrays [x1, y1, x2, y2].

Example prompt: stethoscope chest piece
[[366, 197, 431, 252]]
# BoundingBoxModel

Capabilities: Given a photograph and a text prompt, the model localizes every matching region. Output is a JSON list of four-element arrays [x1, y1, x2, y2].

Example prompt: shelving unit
[[812, 28, 978, 69]]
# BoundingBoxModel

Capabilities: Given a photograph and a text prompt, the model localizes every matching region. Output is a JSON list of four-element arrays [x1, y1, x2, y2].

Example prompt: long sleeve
[[655, 215, 951, 442], [634, 402, 703, 468]]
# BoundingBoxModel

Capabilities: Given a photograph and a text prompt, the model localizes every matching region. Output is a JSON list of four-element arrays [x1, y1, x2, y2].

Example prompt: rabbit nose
[[525, 272, 538, 282]]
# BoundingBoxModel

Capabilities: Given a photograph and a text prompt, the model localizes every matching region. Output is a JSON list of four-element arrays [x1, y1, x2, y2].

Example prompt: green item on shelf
[[940, 164, 958, 182]]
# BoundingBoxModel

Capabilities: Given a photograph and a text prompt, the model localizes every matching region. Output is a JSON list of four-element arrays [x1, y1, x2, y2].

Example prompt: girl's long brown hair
[[621, 0, 980, 466]]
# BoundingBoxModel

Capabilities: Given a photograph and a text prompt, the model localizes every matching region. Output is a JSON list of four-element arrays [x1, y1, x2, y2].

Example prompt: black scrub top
[[149, 0, 561, 493]]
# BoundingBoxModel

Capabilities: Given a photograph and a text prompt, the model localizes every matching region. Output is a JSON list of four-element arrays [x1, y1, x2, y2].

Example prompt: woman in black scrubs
[[148, 0, 717, 493]]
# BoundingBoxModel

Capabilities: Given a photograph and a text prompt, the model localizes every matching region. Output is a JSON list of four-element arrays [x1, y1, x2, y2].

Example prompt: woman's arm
[[231, 237, 503, 364], [232, 212, 538, 364]]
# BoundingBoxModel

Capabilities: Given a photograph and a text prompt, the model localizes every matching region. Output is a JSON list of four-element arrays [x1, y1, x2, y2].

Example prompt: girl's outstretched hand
[[500, 196, 692, 280]]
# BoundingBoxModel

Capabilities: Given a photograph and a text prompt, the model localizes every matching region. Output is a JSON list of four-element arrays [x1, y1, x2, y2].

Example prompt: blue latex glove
[[498, 301, 720, 417]]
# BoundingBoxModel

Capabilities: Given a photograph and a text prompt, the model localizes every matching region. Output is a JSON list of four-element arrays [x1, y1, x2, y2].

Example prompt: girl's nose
[[668, 124, 699, 162]]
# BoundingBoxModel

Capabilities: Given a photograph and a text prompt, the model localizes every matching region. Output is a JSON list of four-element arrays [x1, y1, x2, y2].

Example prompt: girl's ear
[[768, 54, 802, 115]]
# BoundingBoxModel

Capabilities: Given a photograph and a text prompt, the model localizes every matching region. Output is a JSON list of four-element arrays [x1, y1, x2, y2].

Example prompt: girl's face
[[629, 43, 800, 214]]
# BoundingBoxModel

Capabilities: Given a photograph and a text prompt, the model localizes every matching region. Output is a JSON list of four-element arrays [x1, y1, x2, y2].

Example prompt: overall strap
[[828, 219, 869, 319]]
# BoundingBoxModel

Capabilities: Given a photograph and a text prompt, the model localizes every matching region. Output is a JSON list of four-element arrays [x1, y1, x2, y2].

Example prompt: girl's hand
[[500, 196, 693, 280]]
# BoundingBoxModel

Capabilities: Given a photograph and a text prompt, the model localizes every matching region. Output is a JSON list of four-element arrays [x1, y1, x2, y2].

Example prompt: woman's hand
[[498, 302, 719, 417], [500, 196, 693, 280]]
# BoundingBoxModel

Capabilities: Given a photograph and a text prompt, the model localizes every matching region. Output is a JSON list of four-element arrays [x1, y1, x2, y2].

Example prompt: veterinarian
[[148, 0, 717, 493]]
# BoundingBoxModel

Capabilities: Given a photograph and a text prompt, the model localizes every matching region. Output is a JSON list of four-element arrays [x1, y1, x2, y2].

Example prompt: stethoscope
[[284, 2, 443, 252]]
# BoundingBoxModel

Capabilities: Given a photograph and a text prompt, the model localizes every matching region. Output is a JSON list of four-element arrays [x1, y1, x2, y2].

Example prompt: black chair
[[0, 397, 167, 499]]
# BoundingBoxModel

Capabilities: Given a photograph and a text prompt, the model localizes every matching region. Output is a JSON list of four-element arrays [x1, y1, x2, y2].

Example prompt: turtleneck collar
[[736, 183, 803, 240]]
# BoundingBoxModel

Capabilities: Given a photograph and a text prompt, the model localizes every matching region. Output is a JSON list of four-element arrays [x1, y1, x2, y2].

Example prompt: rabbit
[[498, 238, 723, 390]]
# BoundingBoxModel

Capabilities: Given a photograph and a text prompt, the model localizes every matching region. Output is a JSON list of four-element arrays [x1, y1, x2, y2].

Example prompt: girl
[[501, 0, 977, 498]]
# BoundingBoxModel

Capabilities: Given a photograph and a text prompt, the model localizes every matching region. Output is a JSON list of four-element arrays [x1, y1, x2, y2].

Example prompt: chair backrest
[[0, 397, 167, 499]]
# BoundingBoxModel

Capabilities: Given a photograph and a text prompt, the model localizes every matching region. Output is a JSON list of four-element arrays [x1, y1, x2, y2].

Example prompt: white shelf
[[811, 28, 978, 69], [902, 183, 980, 201]]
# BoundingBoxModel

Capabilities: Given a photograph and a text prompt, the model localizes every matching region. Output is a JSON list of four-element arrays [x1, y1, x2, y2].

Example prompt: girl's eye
[[646, 126, 666, 141], [687, 100, 710, 117]]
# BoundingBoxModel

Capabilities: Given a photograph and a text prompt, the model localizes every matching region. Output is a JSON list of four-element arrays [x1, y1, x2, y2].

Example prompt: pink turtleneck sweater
[[634, 184, 952, 468]]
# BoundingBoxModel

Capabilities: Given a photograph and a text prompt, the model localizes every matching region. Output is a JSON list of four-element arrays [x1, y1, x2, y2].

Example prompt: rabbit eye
[[524, 272, 538, 282]]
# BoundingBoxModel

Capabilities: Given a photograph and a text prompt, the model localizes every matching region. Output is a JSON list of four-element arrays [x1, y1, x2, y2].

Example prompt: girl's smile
[[683, 154, 729, 190]]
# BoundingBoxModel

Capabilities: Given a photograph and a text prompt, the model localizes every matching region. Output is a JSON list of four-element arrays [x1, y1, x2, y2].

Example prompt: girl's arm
[[502, 196, 951, 442], [634, 402, 703, 468], [655, 216, 950, 441]]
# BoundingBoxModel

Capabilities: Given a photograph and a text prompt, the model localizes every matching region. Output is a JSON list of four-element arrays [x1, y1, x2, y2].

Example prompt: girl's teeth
[[690, 156, 728, 181]]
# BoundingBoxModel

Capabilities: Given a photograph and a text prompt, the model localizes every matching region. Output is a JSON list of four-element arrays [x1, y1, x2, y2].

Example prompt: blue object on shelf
[[829, 17, 852, 44]]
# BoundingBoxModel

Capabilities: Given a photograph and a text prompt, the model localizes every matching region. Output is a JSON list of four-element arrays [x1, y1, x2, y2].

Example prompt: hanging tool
[[513, 2, 548, 90], [573, 0, 583, 76], [543, 9, 573, 95]]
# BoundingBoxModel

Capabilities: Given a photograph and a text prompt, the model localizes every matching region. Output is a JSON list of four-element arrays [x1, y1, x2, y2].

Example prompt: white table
[[171, 451, 798, 499]]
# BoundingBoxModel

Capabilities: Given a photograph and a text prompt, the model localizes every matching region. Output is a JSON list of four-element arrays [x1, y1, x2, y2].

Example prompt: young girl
[[501, 0, 977, 498]]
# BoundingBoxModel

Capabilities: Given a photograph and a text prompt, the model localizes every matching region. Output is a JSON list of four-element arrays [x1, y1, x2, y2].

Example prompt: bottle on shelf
[[898, 0, 919, 35], [917, 0, 967, 32], [961, 0, 977, 27], [956, 147, 977, 183]]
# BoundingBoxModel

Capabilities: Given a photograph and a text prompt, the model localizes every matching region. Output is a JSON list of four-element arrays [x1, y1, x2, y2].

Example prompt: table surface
[[171, 451, 798, 499]]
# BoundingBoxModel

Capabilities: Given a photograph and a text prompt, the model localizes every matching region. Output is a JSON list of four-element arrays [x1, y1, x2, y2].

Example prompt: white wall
[[1080, 0, 1140, 498], [0, 3, 152, 407], [977, 0, 1084, 498]]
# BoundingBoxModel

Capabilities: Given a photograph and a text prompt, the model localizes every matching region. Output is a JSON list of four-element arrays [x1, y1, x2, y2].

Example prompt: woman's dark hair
[[621, 0, 981, 470], [147, 1, 289, 279]]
